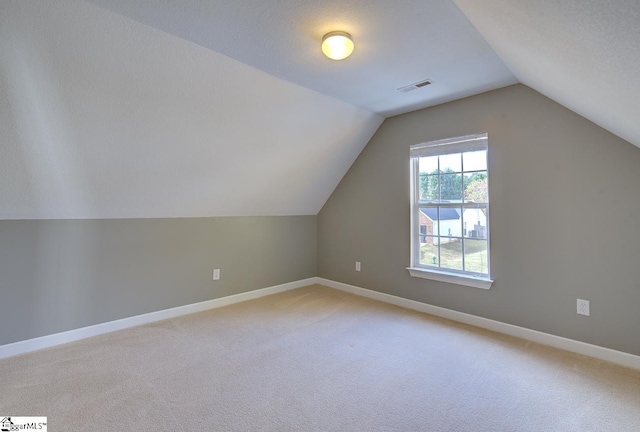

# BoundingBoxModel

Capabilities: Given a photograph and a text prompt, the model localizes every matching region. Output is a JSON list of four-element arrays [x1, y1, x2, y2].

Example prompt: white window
[[407, 133, 493, 289]]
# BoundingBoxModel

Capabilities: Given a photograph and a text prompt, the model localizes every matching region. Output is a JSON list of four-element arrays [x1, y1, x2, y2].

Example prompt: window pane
[[463, 150, 487, 171], [463, 172, 488, 203], [411, 134, 490, 278], [419, 156, 438, 175], [439, 173, 462, 201], [464, 239, 488, 274], [418, 207, 438, 237], [462, 206, 487, 239], [439, 239, 463, 271], [439, 207, 462, 238], [420, 238, 439, 266], [439, 153, 461, 173], [419, 175, 439, 202]]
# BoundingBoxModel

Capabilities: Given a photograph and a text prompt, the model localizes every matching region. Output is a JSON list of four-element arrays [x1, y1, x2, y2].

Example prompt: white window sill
[[407, 267, 493, 290]]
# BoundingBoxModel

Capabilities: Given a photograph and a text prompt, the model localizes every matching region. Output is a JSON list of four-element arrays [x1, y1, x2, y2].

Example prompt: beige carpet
[[1, 284, 639, 431]]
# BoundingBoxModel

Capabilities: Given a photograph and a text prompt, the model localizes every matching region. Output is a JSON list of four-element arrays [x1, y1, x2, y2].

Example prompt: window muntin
[[411, 133, 490, 278]]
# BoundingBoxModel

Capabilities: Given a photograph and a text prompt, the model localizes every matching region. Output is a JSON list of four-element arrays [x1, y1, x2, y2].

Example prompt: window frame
[[407, 133, 493, 289]]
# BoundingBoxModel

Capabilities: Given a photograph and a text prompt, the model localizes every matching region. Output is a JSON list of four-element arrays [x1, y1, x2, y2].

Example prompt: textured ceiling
[[3, 0, 637, 220], [0, 0, 382, 219], [453, 0, 640, 148], [86, 0, 518, 117]]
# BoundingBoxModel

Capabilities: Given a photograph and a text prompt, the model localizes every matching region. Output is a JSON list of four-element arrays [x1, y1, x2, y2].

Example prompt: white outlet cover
[[577, 299, 590, 316], [355, 261, 361, 272], [213, 269, 220, 280]]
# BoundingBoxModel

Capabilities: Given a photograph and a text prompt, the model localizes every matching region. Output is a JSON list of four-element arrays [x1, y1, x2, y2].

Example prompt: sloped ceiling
[[86, 0, 517, 117], [453, 0, 640, 148], [0, 0, 382, 219], [3, 0, 636, 220]]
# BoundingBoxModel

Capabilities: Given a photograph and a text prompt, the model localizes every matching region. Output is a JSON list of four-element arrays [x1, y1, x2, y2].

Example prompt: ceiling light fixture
[[321, 31, 354, 61]]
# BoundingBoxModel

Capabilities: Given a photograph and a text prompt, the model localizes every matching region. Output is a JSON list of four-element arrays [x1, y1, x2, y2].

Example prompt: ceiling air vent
[[397, 79, 433, 93]]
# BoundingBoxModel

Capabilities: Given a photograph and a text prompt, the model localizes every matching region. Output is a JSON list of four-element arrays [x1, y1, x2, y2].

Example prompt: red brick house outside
[[419, 209, 434, 244]]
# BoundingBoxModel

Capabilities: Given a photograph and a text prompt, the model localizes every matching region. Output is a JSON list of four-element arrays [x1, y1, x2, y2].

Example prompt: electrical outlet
[[213, 269, 220, 280], [577, 299, 590, 316], [355, 261, 361, 272]]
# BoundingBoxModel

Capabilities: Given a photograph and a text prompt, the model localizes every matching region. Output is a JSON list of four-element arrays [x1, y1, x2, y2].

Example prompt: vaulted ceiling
[[452, 0, 640, 149], [1, 0, 637, 219], [86, 0, 517, 117]]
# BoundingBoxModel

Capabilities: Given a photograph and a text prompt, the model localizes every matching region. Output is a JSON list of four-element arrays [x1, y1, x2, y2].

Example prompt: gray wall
[[0, 216, 316, 345], [318, 84, 640, 356]]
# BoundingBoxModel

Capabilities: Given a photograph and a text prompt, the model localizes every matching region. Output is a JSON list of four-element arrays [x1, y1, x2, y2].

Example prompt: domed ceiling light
[[321, 31, 354, 60]]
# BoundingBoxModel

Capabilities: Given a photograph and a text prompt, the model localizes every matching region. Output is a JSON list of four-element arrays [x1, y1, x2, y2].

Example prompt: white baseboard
[[0, 277, 316, 360], [4, 276, 639, 370], [317, 278, 640, 371]]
